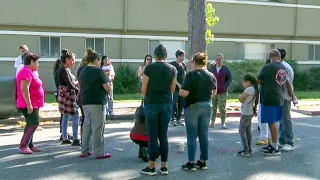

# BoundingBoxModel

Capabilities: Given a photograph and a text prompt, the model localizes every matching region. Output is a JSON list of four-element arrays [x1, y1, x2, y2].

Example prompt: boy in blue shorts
[[257, 49, 295, 156]]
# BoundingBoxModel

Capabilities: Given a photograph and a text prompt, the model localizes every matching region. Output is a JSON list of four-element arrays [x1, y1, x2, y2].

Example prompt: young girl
[[237, 74, 259, 157], [101, 56, 115, 115]]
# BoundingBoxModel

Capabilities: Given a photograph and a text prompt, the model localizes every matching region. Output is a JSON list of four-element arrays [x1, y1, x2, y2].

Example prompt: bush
[[223, 59, 320, 92], [113, 64, 139, 94], [306, 67, 320, 90], [224, 60, 265, 93]]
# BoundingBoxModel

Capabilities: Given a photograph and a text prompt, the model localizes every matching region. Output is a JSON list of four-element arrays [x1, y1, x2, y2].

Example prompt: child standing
[[237, 74, 259, 157], [101, 56, 115, 115]]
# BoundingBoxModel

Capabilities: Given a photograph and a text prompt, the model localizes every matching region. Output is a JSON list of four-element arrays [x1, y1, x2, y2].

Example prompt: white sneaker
[[281, 144, 294, 152]]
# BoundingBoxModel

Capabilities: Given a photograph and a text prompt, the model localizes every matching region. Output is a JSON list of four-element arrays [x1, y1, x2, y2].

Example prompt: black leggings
[[19, 109, 40, 148]]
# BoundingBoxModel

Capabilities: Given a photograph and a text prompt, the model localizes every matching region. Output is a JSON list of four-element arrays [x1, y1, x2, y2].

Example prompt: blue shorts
[[260, 104, 282, 124]]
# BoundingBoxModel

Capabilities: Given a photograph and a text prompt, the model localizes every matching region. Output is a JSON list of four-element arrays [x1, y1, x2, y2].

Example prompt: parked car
[[0, 77, 20, 119]]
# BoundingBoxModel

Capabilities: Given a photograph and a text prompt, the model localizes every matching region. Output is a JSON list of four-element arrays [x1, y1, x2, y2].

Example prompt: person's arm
[[110, 65, 115, 81], [238, 92, 249, 103], [100, 69, 111, 93], [225, 66, 232, 88], [212, 74, 217, 97], [21, 80, 32, 108], [179, 73, 191, 97], [171, 67, 178, 94], [138, 66, 144, 78], [286, 81, 294, 99], [257, 66, 266, 85], [171, 77, 177, 94], [141, 65, 151, 97], [141, 75, 149, 97], [60, 68, 79, 92]]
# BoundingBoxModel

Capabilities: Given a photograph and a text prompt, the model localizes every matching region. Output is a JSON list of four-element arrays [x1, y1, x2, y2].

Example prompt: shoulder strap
[[247, 88, 257, 104]]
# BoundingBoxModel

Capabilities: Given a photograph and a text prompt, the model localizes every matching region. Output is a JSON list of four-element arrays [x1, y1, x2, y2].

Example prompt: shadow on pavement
[[0, 117, 319, 180]]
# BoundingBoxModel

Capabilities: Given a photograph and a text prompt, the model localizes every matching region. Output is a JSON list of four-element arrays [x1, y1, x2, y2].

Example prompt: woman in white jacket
[[101, 55, 115, 115]]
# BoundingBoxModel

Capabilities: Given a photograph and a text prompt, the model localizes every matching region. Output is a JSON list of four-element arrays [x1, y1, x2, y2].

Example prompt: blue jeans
[[279, 100, 294, 146], [62, 113, 80, 140], [172, 91, 184, 121], [144, 103, 173, 162], [184, 101, 213, 162], [106, 85, 114, 114]]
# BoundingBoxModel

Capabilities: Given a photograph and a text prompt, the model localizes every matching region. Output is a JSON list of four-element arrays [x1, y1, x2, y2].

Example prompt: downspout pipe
[[121, 0, 128, 64]]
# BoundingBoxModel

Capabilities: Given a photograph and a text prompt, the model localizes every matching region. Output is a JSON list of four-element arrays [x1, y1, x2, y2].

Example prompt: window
[[308, 44, 320, 60], [148, 40, 186, 61], [234, 43, 273, 60], [40, 37, 61, 58], [85, 38, 105, 55]]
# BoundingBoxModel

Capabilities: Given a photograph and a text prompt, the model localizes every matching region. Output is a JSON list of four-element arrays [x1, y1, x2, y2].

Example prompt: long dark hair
[[143, 55, 152, 65], [53, 49, 68, 74], [243, 74, 259, 115]]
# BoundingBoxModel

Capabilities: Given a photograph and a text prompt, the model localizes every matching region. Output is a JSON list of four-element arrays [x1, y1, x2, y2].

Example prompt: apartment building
[[0, 0, 319, 91]]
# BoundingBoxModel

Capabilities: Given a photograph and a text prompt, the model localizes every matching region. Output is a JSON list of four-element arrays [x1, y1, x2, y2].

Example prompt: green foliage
[[221, 59, 320, 92], [113, 64, 139, 94], [206, 3, 219, 44], [224, 60, 265, 92], [306, 67, 320, 90]]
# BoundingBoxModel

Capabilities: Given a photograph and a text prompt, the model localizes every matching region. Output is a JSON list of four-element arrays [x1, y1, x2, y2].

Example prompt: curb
[[0, 112, 242, 125], [291, 109, 320, 116]]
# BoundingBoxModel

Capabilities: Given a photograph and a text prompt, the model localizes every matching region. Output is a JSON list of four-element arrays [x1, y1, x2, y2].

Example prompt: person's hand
[[292, 96, 298, 105], [27, 105, 33, 115]]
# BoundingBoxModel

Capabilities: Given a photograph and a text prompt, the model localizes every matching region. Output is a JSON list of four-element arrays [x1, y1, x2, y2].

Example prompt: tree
[[187, 0, 219, 70]]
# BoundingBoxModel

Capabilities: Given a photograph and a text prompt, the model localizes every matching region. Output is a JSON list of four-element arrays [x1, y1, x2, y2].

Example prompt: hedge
[[112, 61, 320, 94]]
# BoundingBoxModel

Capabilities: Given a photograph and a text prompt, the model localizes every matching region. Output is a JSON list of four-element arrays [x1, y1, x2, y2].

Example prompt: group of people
[[130, 45, 296, 176], [14, 45, 116, 158], [14, 43, 296, 176]]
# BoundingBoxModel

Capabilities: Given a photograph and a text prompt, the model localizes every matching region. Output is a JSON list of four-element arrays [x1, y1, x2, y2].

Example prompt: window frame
[[85, 37, 105, 55], [39, 36, 61, 58]]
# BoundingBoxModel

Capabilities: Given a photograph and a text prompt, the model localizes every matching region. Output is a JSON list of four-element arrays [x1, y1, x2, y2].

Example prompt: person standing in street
[[259, 49, 295, 156], [79, 49, 111, 159], [180, 53, 216, 171], [170, 50, 186, 126], [209, 53, 232, 129], [140, 44, 177, 176], [101, 56, 115, 116], [278, 48, 296, 152]]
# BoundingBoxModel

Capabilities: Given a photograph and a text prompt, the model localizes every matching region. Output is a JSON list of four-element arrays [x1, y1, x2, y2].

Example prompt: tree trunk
[[187, 0, 207, 71]]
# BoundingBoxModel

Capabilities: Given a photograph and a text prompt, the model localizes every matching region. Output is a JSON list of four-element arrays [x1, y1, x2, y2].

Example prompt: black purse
[[135, 98, 145, 123]]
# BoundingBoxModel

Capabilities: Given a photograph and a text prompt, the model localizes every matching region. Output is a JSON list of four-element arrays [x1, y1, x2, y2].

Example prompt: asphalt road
[[0, 113, 319, 180]]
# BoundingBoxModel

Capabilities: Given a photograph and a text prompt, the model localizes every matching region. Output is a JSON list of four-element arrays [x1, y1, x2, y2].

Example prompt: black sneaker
[[195, 160, 207, 170], [141, 147, 148, 162], [141, 167, 157, 176], [71, 139, 81, 146], [182, 162, 196, 171], [237, 150, 251, 157], [262, 146, 281, 156], [261, 144, 272, 152], [61, 139, 72, 145], [68, 134, 73, 141], [160, 167, 168, 175]]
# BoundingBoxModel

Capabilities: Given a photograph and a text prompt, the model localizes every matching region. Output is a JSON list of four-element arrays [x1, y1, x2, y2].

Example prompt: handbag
[[135, 98, 145, 123]]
